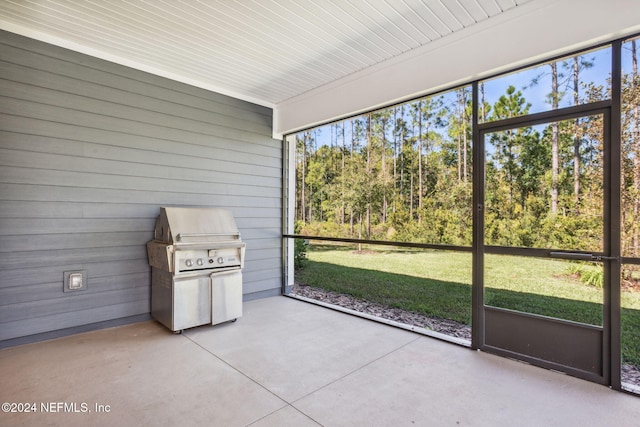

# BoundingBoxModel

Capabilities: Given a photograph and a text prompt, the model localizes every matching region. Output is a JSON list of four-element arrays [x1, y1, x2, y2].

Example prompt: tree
[[410, 96, 447, 223], [489, 85, 532, 207], [549, 62, 561, 214], [622, 40, 640, 256], [568, 56, 594, 212], [371, 109, 393, 223], [296, 132, 312, 222], [528, 56, 594, 214], [392, 105, 409, 213], [449, 87, 472, 183]]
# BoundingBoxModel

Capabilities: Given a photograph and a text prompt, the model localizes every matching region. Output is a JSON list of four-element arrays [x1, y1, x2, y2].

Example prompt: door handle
[[549, 252, 618, 262]]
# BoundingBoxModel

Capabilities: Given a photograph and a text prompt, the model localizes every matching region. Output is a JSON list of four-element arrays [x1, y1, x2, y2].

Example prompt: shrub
[[566, 263, 604, 288], [581, 268, 604, 288], [294, 238, 308, 269]]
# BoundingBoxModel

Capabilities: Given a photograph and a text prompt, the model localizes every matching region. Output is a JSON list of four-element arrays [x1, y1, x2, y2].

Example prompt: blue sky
[[483, 45, 612, 115], [301, 40, 640, 148]]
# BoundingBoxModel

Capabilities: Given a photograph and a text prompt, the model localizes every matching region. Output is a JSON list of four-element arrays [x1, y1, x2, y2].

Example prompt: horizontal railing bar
[[282, 234, 473, 252], [283, 235, 640, 263]]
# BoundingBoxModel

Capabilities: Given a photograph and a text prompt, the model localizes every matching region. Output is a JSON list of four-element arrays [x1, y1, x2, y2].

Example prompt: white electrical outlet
[[69, 273, 83, 289], [64, 270, 87, 292]]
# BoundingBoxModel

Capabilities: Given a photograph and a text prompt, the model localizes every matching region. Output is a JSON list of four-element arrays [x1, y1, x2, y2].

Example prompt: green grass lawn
[[295, 243, 640, 366]]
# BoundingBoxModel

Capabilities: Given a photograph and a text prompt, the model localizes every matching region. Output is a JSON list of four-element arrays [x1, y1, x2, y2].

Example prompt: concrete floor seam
[[289, 334, 423, 407], [244, 404, 323, 427], [182, 332, 291, 407]]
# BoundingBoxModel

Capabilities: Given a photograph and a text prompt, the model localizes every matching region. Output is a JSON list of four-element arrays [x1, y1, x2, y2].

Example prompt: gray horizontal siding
[[2, 275, 150, 306], [1, 260, 150, 288], [1, 302, 150, 341], [0, 39, 272, 122], [0, 58, 272, 134], [0, 200, 281, 219], [0, 30, 282, 342], [0, 101, 279, 166], [0, 144, 281, 187]]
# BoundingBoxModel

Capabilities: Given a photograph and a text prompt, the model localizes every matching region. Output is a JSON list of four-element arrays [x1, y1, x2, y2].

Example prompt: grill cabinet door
[[173, 275, 212, 331], [211, 270, 243, 325]]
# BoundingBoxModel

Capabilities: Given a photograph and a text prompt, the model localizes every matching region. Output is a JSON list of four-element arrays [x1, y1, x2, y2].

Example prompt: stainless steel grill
[[147, 207, 245, 333]]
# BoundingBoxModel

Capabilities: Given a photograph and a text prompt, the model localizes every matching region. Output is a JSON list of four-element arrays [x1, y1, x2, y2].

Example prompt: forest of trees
[[294, 42, 640, 260]]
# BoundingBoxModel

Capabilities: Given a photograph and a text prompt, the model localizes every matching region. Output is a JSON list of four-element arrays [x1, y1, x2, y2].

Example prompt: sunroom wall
[[0, 30, 282, 346]]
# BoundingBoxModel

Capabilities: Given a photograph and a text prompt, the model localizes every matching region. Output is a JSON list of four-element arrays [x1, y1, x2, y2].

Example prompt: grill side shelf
[[147, 241, 174, 273]]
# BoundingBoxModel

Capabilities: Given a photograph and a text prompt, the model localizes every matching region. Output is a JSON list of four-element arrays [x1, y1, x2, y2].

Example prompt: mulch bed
[[290, 283, 640, 389], [622, 364, 640, 389], [291, 283, 472, 340]]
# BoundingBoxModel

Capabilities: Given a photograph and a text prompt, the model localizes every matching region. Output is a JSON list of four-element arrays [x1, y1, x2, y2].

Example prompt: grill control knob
[[196, 258, 204, 266], [217, 257, 224, 264], [185, 259, 193, 267]]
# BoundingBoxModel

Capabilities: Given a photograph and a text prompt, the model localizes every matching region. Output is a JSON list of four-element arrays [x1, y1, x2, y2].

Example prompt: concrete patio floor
[[1, 296, 639, 426]]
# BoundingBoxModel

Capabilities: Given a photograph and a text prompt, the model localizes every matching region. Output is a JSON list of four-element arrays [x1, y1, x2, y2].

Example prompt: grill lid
[[153, 207, 241, 245]]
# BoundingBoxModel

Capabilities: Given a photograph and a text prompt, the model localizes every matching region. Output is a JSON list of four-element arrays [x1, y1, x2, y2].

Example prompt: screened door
[[476, 105, 614, 384]]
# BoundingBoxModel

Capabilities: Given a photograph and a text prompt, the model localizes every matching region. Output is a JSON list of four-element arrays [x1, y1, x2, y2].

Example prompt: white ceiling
[[1, 0, 640, 137], [0, 0, 528, 106]]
